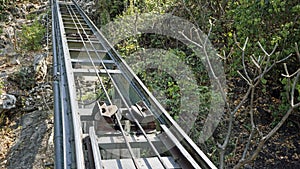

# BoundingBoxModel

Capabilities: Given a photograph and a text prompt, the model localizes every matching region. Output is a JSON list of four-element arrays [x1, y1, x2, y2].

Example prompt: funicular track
[[52, 0, 217, 168]]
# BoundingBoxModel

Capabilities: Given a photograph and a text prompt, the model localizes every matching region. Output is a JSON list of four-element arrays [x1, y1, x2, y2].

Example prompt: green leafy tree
[[94, 0, 300, 168]]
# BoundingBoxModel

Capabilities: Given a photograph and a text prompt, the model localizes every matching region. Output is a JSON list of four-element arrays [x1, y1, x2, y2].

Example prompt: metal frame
[[72, 1, 217, 168], [53, 0, 85, 168], [52, 0, 218, 168]]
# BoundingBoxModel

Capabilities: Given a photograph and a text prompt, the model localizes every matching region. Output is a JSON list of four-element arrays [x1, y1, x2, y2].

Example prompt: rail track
[[52, 0, 217, 168]]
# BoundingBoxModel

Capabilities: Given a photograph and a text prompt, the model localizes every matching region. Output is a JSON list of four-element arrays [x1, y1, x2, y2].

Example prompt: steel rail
[[53, 1, 85, 168], [71, 1, 213, 169], [52, 0, 64, 168], [69, 0, 167, 164], [57, 3, 75, 168], [89, 127, 103, 169], [71, 1, 218, 168], [52, 0, 218, 168], [63, 3, 142, 168], [68, 3, 171, 169], [66, 4, 164, 168], [74, 1, 216, 168]]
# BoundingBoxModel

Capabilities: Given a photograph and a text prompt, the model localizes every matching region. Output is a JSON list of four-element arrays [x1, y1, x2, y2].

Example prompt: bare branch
[[283, 63, 290, 77], [276, 53, 293, 63], [219, 86, 251, 145], [257, 126, 263, 137], [217, 53, 226, 60], [226, 48, 234, 59], [291, 71, 300, 107], [219, 48, 234, 61], [181, 0, 201, 30], [239, 38, 252, 82], [264, 102, 299, 143], [242, 37, 249, 51], [237, 71, 252, 86], [257, 43, 279, 77], [250, 55, 260, 69], [234, 91, 299, 169], [234, 58, 300, 169], [257, 55, 262, 63], [232, 87, 252, 118], [233, 33, 242, 50], [281, 70, 300, 78], [258, 42, 278, 57], [295, 43, 300, 61], [194, 28, 204, 46], [253, 53, 292, 81], [293, 101, 300, 108], [204, 19, 213, 46], [281, 58, 300, 78], [241, 87, 256, 160], [181, 22, 299, 169], [179, 30, 203, 49]]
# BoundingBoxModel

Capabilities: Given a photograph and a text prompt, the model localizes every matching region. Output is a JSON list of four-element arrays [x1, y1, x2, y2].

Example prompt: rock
[[0, 94, 16, 109], [8, 54, 20, 65], [6, 110, 54, 169], [33, 53, 46, 71], [1, 44, 20, 65], [0, 42, 6, 49], [0, 35, 9, 49], [3, 26, 15, 41], [4, 13, 14, 23], [25, 3, 37, 13], [3, 44, 16, 56], [0, 71, 7, 78], [33, 53, 47, 82], [8, 6, 20, 18], [22, 83, 53, 111], [77, 0, 96, 15]]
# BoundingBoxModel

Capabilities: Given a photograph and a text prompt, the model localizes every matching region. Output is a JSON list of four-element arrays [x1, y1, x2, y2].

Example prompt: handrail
[[52, 0, 64, 168]]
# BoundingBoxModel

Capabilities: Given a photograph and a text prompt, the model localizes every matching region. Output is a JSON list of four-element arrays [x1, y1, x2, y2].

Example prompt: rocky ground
[[0, 0, 54, 169], [0, 1, 96, 168]]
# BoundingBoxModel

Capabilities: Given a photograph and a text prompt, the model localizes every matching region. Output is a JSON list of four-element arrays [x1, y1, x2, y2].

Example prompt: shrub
[[21, 20, 45, 51]]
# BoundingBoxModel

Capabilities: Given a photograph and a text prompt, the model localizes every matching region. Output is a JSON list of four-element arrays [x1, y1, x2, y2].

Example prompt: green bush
[[21, 20, 46, 51]]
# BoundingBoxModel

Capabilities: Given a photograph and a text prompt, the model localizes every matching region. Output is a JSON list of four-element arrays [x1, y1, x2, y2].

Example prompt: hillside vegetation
[[90, 0, 300, 168], [1, 1, 53, 168]]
